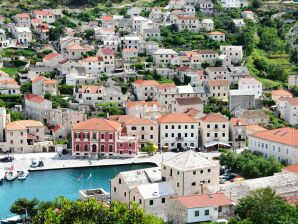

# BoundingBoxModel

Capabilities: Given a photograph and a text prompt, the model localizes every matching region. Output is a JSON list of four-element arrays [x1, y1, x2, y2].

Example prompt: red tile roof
[[0, 79, 19, 87], [176, 97, 203, 105], [134, 80, 160, 87], [176, 15, 198, 20], [123, 48, 138, 53], [287, 97, 298, 106], [230, 117, 247, 126], [271, 90, 293, 98], [208, 31, 225, 35], [82, 56, 103, 62], [282, 196, 298, 205], [127, 101, 160, 109], [207, 79, 229, 87], [17, 13, 30, 18], [99, 48, 115, 56], [32, 76, 46, 83], [283, 163, 298, 174], [24, 94, 45, 103], [72, 118, 121, 131], [33, 10, 53, 16], [177, 66, 193, 72], [200, 113, 228, 122], [177, 193, 233, 209], [125, 117, 158, 126], [101, 15, 113, 21], [158, 113, 197, 123], [43, 79, 57, 84], [251, 127, 298, 146], [82, 85, 104, 94], [43, 53, 59, 61]]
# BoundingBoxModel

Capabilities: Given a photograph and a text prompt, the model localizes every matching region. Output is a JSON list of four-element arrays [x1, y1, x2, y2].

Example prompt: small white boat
[[17, 169, 29, 180], [0, 169, 5, 183], [5, 170, 18, 181]]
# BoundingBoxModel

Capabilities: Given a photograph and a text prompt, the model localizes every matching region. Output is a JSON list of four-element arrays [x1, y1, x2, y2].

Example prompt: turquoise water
[[0, 163, 155, 218]]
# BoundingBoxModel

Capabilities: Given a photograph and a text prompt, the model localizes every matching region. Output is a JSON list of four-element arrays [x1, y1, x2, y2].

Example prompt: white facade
[[238, 76, 262, 99], [12, 27, 32, 44], [220, 45, 243, 64]]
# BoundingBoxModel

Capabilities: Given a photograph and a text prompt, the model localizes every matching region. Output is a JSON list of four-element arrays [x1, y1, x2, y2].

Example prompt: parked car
[[0, 156, 14, 162], [171, 148, 179, 153], [30, 159, 38, 168]]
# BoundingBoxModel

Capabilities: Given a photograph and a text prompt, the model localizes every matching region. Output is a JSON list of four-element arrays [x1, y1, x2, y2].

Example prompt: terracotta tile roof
[[31, 18, 42, 23], [171, 10, 184, 15], [283, 163, 298, 174], [240, 110, 268, 119], [6, 120, 44, 131], [176, 97, 203, 105], [208, 31, 225, 35], [127, 101, 160, 109], [230, 117, 247, 126], [197, 49, 218, 54], [123, 48, 138, 53], [158, 83, 176, 89], [66, 44, 91, 51], [17, 13, 30, 18], [134, 79, 160, 87], [200, 113, 228, 122], [177, 193, 233, 209], [43, 53, 59, 61], [177, 66, 193, 72], [176, 15, 198, 20], [43, 79, 57, 84], [24, 94, 45, 103], [185, 108, 201, 117], [72, 118, 121, 131], [126, 117, 158, 126], [245, 124, 267, 133], [99, 48, 115, 56], [0, 79, 19, 87], [33, 10, 53, 16], [32, 76, 46, 83], [101, 15, 113, 21], [82, 56, 103, 62], [82, 85, 104, 94], [207, 79, 229, 87], [206, 67, 229, 72], [287, 97, 298, 106], [51, 124, 63, 133], [158, 113, 197, 123], [240, 76, 261, 85], [271, 89, 293, 98], [282, 196, 298, 205], [251, 127, 298, 146], [109, 115, 136, 124]]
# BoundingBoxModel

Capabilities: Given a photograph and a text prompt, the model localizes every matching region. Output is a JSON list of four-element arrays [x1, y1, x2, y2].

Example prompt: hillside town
[[0, 0, 298, 223]]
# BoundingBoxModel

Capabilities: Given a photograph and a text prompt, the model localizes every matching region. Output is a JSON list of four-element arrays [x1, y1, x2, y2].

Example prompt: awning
[[204, 141, 231, 148]]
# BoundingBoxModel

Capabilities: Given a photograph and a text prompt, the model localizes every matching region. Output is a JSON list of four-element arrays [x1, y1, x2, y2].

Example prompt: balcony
[[176, 136, 184, 141]]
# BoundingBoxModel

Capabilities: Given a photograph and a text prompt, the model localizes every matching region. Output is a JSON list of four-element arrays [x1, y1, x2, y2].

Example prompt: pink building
[[72, 118, 138, 158]]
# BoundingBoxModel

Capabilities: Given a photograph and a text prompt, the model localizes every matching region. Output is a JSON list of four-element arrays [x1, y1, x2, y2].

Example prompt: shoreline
[[28, 161, 158, 172]]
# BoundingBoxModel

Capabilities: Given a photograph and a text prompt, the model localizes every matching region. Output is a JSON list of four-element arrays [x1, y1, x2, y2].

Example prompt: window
[[200, 170, 203, 174], [207, 124, 210, 128], [208, 169, 211, 172], [161, 198, 165, 203], [149, 200, 153, 205], [124, 192, 126, 197], [218, 206, 222, 212], [192, 182, 196, 186], [101, 134, 105, 139], [119, 178, 121, 184], [191, 125, 194, 129], [177, 171, 180, 175], [194, 211, 200, 217], [177, 182, 180, 187], [92, 133, 96, 139], [205, 210, 209, 216], [132, 126, 137, 130], [193, 171, 196, 175], [114, 187, 116, 192], [139, 199, 142, 204], [109, 134, 113, 139]]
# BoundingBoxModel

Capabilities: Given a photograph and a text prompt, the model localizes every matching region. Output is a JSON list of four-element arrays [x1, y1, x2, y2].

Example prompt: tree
[[32, 197, 164, 224], [84, 29, 95, 40], [10, 198, 39, 217], [252, 0, 262, 8], [58, 84, 74, 95], [8, 110, 25, 121], [143, 141, 156, 154], [235, 188, 298, 224], [20, 81, 32, 94]]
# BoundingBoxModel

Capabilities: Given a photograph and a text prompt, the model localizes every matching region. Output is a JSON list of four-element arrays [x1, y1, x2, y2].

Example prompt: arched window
[[92, 144, 96, 152], [101, 145, 105, 152], [76, 145, 80, 151], [84, 145, 89, 151]]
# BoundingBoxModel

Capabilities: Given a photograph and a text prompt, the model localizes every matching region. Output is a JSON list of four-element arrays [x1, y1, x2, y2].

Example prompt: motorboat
[[5, 170, 18, 181], [0, 168, 5, 183], [17, 169, 29, 180]]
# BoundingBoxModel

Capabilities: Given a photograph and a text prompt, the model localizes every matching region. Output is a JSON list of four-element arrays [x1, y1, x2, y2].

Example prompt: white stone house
[[24, 94, 52, 121], [32, 76, 58, 97], [248, 127, 298, 164], [220, 45, 243, 64], [14, 13, 31, 27], [153, 49, 179, 67], [173, 97, 204, 113], [96, 48, 116, 73], [126, 101, 161, 120], [65, 44, 92, 60], [33, 10, 56, 23], [175, 15, 200, 32], [12, 27, 32, 45], [283, 98, 298, 126], [121, 35, 142, 51], [43, 53, 64, 68], [196, 0, 214, 13], [0, 79, 20, 95], [220, 0, 248, 8], [158, 113, 199, 150], [205, 67, 230, 80], [167, 193, 234, 223], [199, 113, 229, 148], [232, 19, 245, 29], [200, 19, 214, 31], [78, 56, 105, 74], [241, 10, 255, 20], [122, 48, 138, 63], [207, 31, 225, 42], [238, 76, 262, 99], [288, 75, 298, 88], [205, 80, 229, 101]]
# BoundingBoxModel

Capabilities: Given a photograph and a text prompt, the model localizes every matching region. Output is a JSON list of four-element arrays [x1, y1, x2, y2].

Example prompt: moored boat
[[5, 170, 18, 181], [17, 169, 29, 180]]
